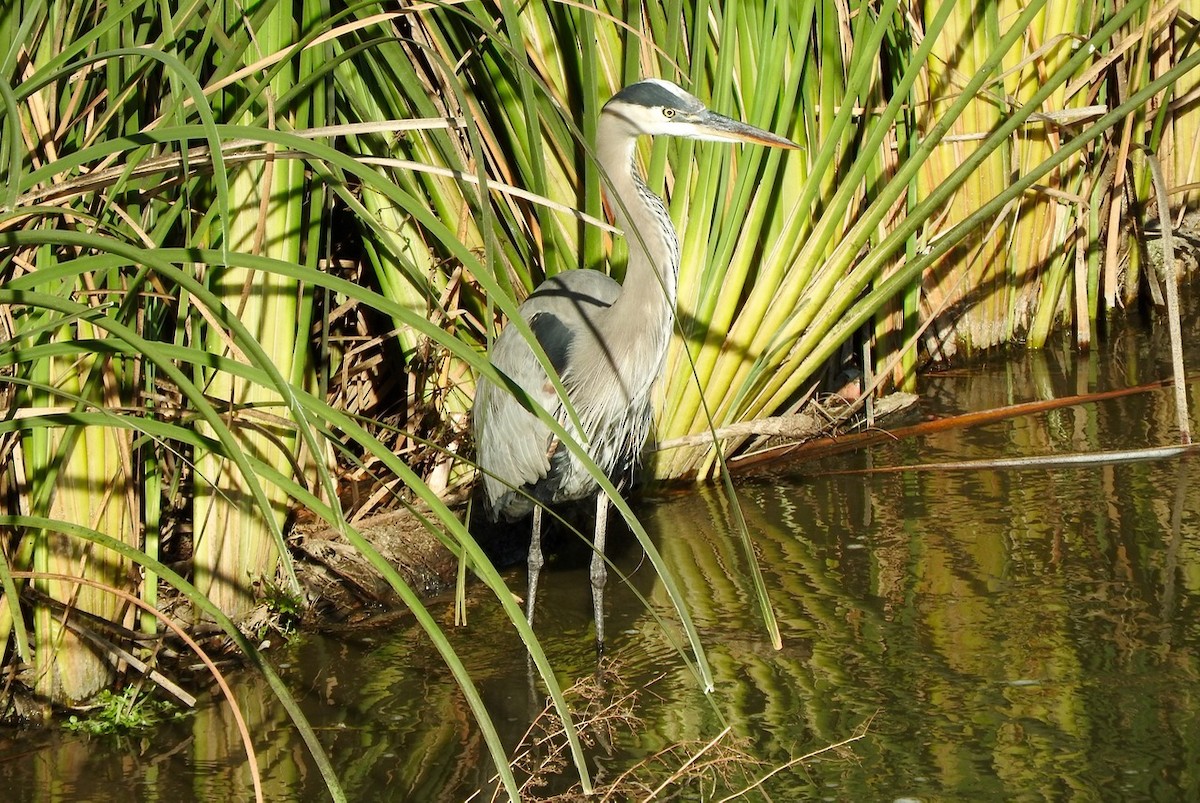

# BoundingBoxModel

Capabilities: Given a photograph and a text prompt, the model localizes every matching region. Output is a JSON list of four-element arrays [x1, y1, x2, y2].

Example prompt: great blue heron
[[473, 79, 799, 650]]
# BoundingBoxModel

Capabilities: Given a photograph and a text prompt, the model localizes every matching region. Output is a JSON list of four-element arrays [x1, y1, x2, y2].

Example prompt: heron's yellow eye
[[662, 108, 676, 119]]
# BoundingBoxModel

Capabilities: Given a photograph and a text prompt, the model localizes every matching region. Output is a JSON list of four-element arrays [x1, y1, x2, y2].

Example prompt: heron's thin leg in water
[[591, 493, 609, 656], [527, 505, 545, 626]]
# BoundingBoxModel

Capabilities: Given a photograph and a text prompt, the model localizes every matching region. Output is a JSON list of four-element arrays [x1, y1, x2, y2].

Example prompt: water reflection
[[5, 335, 1200, 799]]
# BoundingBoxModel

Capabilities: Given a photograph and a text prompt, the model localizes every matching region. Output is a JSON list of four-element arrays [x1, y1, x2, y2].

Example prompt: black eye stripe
[[611, 81, 682, 108], [605, 80, 703, 115]]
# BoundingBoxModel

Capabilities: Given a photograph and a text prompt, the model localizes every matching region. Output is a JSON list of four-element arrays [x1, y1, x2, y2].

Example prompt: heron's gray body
[[469, 78, 797, 648], [474, 98, 682, 521], [473, 269, 660, 520]]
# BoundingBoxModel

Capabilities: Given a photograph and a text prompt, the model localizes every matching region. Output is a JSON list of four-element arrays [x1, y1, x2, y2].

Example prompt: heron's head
[[601, 79, 800, 149]]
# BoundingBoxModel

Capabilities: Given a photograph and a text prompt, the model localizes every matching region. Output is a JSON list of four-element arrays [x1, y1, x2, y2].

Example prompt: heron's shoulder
[[526, 269, 620, 309]]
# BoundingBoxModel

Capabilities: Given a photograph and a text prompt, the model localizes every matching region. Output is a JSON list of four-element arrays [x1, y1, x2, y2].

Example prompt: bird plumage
[[471, 78, 798, 647], [473, 268, 646, 521], [474, 86, 686, 521]]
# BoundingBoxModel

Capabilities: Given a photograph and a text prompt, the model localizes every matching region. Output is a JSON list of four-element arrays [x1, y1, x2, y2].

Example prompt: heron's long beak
[[695, 110, 801, 150]]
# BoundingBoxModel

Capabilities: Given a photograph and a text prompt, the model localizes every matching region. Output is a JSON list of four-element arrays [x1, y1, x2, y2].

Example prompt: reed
[[192, 0, 324, 619]]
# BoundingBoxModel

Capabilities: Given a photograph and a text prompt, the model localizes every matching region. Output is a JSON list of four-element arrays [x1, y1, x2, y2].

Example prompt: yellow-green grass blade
[[191, 0, 319, 618]]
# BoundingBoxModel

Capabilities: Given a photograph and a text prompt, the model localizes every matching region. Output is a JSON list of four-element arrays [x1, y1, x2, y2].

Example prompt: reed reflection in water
[[625, 345, 1200, 799], [639, 452, 1200, 799]]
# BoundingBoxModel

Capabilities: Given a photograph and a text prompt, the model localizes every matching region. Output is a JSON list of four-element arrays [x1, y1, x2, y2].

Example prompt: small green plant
[[63, 686, 187, 736], [260, 578, 305, 637]]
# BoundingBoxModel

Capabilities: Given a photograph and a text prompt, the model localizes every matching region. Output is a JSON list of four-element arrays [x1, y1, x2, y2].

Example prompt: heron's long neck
[[595, 121, 680, 354]]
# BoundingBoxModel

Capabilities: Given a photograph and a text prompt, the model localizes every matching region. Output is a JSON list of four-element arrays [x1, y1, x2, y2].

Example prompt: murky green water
[[5, 320, 1200, 800]]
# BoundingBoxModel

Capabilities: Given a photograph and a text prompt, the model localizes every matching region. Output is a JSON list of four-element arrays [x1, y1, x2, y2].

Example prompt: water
[[5, 321, 1200, 800]]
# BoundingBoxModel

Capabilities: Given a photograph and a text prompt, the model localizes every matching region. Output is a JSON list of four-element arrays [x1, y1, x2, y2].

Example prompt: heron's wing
[[473, 270, 621, 518], [526, 270, 621, 313], [473, 310, 575, 517]]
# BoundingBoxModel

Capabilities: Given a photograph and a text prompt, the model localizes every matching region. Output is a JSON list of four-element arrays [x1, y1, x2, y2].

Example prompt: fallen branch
[[731, 378, 1185, 470], [654, 392, 919, 451]]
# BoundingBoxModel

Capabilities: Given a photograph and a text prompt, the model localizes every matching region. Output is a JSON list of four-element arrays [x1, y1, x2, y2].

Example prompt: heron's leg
[[525, 507, 546, 724], [591, 492, 609, 656], [527, 505, 544, 627]]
